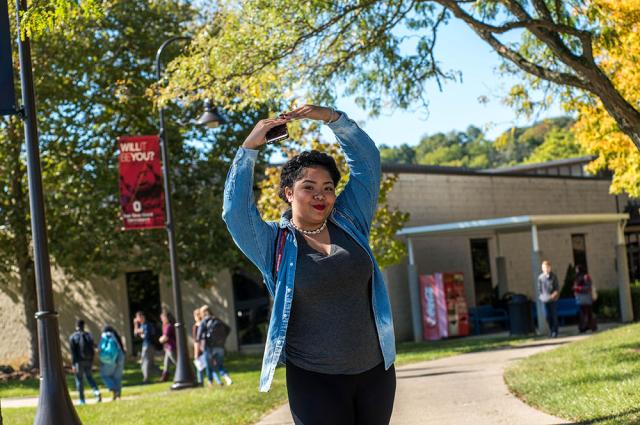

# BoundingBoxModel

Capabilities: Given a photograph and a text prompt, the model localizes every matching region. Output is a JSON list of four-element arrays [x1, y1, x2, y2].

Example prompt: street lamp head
[[197, 99, 224, 128]]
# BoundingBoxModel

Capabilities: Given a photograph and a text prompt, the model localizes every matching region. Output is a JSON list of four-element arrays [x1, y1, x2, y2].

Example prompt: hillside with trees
[[379, 116, 585, 169]]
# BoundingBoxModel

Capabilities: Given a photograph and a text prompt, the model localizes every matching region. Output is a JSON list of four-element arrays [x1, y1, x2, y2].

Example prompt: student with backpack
[[197, 305, 232, 387], [99, 325, 126, 401], [69, 319, 102, 405]]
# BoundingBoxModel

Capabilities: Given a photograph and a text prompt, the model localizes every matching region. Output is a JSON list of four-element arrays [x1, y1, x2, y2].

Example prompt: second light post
[[156, 36, 222, 389]]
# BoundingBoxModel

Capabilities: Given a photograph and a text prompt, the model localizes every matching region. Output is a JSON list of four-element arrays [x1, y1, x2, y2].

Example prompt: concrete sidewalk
[[255, 328, 609, 425]]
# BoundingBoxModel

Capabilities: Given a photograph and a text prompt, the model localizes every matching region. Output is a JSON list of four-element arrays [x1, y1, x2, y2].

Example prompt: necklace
[[291, 219, 327, 235]]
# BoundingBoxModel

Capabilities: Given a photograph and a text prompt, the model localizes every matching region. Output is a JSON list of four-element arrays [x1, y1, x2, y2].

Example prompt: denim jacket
[[222, 112, 396, 392]]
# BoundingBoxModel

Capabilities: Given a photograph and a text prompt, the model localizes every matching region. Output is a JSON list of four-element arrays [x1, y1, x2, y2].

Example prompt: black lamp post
[[13, 0, 81, 423], [156, 36, 223, 390]]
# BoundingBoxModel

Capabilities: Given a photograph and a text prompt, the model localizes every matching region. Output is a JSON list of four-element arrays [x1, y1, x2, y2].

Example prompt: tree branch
[[435, 0, 590, 90], [501, 0, 593, 62]]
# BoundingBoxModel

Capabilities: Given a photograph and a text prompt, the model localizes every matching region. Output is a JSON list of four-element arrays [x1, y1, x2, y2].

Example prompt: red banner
[[118, 135, 165, 230]]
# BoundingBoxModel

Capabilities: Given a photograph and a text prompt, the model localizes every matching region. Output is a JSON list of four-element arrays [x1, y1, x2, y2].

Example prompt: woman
[[573, 265, 597, 333], [158, 309, 177, 382], [98, 325, 126, 400], [222, 105, 396, 424], [192, 307, 204, 385]]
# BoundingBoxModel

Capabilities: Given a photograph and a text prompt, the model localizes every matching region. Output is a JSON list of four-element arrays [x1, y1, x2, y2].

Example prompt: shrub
[[593, 287, 640, 321]]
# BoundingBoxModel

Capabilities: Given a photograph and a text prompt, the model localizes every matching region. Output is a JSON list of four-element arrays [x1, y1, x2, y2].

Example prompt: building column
[[531, 225, 547, 335], [407, 238, 423, 342], [616, 220, 634, 322]]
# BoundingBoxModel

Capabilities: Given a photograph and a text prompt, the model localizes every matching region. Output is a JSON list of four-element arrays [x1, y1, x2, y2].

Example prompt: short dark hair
[[278, 150, 341, 204], [76, 319, 85, 330]]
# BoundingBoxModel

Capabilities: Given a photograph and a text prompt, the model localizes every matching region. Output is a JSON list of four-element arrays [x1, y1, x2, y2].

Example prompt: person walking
[[537, 260, 560, 337], [159, 309, 177, 382], [98, 325, 126, 400], [69, 319, 102, 405], [133, 311, 157, 384], [192, 308, 205, 385], [197, 305, 232, 387], [222, 105, 396, 425], [573, 265, 598, 333]]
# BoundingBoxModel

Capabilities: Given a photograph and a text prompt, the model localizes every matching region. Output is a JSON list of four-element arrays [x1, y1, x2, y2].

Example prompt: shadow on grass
[[0, 353, 265, 399], [558, 406, 640, 424], [500, 341, 566, 351]]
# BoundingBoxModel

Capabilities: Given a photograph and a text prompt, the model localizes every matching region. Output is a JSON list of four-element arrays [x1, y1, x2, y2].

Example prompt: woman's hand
[[282, 104, 338, 123], [242, 117, 289, 150]]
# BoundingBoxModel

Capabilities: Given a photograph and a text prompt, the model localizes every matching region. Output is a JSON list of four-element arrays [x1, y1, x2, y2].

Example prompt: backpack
[[272, 227, 288, 282], [99, 333, 120, 365], [77, 331, 95, 361], [203, 317, 230, 349]]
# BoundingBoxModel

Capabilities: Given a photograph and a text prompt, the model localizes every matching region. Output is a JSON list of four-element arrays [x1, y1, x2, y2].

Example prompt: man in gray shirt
[[538, 260, 560, 337]]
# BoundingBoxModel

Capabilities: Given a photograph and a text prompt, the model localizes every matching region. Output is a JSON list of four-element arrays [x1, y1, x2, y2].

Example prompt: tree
[[414, 126, 496, 168], [256, 128, 409, 270], [1, 0, 262, 367], [525, 125, 585, 163], [493, 116, 575, 164], [380, 143, 417, 165], [152, 1, 639, 153], [563, 1, 640, 196]]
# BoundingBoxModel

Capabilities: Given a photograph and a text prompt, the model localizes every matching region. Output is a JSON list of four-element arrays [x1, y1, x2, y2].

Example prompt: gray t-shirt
[[285, 221, 383, 374]]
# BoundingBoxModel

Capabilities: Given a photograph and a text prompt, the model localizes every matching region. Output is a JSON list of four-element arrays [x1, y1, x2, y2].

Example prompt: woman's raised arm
[[221, 117, 288, 296]]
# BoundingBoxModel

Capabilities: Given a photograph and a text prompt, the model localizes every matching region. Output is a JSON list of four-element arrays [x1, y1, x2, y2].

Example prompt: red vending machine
[[419, 272, 470, 340], [419, 274, 448, 340]]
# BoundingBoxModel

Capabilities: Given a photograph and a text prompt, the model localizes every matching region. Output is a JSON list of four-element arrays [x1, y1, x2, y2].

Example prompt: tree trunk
[[584, 68, 640, 150], [7, 118, 39, 369]]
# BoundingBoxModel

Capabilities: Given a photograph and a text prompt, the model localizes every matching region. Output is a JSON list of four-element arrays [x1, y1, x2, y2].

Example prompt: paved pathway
[[255, 328, 611, 425], [2, 393, 123, 408]]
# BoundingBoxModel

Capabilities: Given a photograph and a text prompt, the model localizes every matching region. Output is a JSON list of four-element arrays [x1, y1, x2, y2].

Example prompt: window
[[470, 239, 493, 306], [571, 234, 588, 271], [626, 233, 640, 281]]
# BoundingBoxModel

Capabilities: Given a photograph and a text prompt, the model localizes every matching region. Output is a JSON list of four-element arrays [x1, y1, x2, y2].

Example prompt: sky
[[321, 18, 567, 148]]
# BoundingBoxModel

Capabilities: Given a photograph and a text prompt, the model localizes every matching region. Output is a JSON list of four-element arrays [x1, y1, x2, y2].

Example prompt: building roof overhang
[[396, 213, 629, 238]]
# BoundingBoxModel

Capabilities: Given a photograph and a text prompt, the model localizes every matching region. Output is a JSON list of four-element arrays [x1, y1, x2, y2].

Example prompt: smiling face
[[285, 166, 336, 229]]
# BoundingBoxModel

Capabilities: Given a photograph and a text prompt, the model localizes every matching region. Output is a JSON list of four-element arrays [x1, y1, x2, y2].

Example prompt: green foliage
[[16, 0, 103, 38], [592, 288, 640, 322], [525, 127, 586, 164], [379, 143, 417, 165], [375, 117, 578, 168], [0, 0, 278, 288], [162, 1, 456, 114]]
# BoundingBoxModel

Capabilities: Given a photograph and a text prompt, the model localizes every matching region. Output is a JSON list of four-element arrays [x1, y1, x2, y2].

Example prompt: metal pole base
[[170, 322, 196, 390], [34, 314, 81, 425], [170, 381, 198, 391]]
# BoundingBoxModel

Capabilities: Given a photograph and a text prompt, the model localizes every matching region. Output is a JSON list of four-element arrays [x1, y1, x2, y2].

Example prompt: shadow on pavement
[[396, 370, 472, 380], [554, 406, 640, 424]]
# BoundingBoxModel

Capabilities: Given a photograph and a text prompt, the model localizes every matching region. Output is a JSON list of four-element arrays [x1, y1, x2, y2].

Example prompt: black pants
[[286, 361, 396, 425], [578, 305, 597, 332]]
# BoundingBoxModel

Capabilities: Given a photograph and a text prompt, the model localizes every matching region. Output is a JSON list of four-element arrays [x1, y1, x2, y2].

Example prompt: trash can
[[508, 294, 534, 335]]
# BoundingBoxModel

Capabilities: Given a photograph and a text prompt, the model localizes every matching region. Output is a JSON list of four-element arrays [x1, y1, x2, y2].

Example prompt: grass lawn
[[505, 323, 640, 425], [2, 333, 530, 424]]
